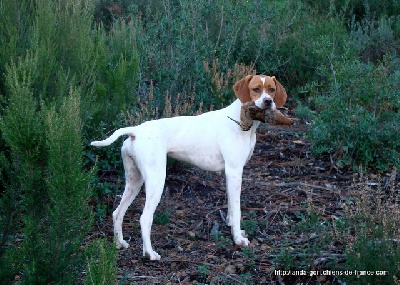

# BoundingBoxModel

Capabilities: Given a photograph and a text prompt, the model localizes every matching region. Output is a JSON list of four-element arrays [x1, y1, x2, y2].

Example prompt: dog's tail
[[91, 127, 136, 147]]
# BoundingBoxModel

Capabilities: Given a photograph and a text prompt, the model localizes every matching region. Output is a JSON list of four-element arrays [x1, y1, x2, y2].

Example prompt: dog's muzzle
[[256, 96, 276, 110], [263, 97, 273, 108]]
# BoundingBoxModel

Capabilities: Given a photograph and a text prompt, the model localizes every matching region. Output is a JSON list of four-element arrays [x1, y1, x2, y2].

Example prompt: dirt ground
[[94, 117, 398, 285]]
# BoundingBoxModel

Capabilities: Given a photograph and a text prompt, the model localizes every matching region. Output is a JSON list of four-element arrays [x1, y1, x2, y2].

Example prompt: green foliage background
[[0, 0, 399, 283]]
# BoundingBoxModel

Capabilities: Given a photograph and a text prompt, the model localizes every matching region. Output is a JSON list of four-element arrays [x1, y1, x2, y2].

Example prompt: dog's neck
[[226, 99, 262, 131]]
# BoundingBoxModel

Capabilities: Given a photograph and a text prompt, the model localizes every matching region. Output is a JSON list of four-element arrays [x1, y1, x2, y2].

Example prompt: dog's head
[[233, 75, 287, 110]]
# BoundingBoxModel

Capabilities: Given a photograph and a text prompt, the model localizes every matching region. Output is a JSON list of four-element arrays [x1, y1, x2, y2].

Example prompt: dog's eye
[[253, 88, 260, 92], [269, 88, 276, 93]]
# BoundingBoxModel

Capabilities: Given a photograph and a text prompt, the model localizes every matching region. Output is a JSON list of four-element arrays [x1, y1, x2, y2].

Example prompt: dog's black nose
[[264, 97, 272, 107]]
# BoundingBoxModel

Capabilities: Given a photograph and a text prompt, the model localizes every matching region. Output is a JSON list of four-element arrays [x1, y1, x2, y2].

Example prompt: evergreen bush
[[85, 239, 117, 285], [0, 0, 138, 134], [0, 50, 94, 283], [0, 51, 47, 283], [0, 0, 125, 283]]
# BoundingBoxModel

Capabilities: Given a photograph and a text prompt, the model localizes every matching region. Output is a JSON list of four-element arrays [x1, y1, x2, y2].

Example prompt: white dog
[[91, 75, 288, 260]]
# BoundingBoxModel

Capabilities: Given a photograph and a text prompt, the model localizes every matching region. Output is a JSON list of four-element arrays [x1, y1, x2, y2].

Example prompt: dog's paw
[[145, 250, 161, 261], [116, 239, 130, 249], [234, 235, 249, 247]]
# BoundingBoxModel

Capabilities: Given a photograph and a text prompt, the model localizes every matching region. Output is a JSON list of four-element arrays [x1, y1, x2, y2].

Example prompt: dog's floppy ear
[[272, 76, 288, 108], [233, 75, 253, 103]]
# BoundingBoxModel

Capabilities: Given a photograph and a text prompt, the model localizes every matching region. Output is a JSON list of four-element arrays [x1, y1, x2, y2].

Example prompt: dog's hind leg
[[138, 154, 167, 260], [113, 146, 143, 249]]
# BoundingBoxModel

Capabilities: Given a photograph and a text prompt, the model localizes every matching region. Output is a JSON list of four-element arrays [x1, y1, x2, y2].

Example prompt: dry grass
[[204, 59, 256, 109]]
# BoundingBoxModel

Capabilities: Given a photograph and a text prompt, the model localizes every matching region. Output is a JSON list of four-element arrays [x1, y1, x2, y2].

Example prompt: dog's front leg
[[225, 166, 249, 246]]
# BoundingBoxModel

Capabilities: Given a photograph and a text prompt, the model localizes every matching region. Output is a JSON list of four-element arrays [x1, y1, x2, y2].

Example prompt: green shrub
[[241, 210, 258, 237], [85, 239, 117, 285], [198, 264, 209, 280], [303, 0, 400, 19], [0, 54, 47, 284], [0, 0, 31, 89], [309, 56, 400, 170], [0, 0, 150, 283], [0, 0, 139, 134], [0, 49, 94, 283], [90, 19, 139, 127], [129, 0, 264, 110], [113, 0, 348, 114], [154, 210, 171, 225], [0, 0, 119, 282], [349, 15, 400, 63]]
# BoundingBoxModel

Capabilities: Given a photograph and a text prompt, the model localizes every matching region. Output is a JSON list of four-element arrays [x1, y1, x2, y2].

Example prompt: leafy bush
[[309, 56, 400, 170], [106, 0, 348, 115], [295, 4, 400, 171], [129, 0, 270, 110], [349, 15, 400, 63], [303, 0, 400, 19]]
